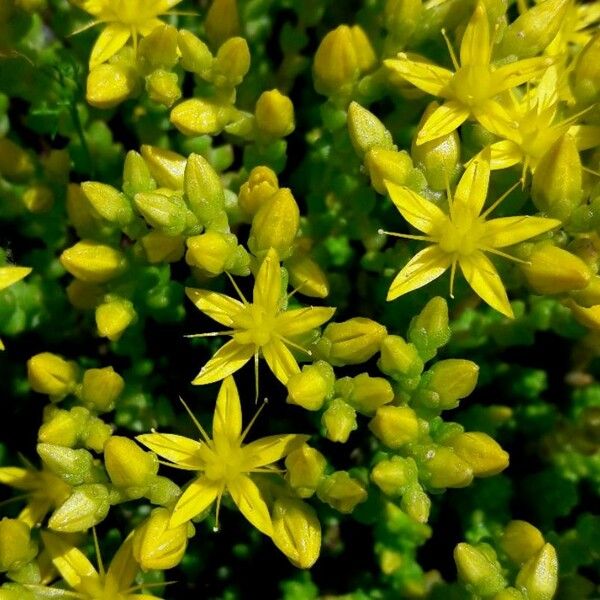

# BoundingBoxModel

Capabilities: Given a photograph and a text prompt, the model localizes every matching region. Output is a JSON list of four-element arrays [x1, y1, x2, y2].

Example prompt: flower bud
[[272, 497, 321, 569], [0, 519, 37, 572], [287, 361, 334, 411], [501, 520, 545, 566], [81, 182, 133, 225], [408, 296, 450, 361], [365, 147, 413, 193], [341, 373, 394, 415], [204, 0, 240, 47], [285, 444, 327, 498], [255, 89, 295, 138], [370, 456, 412, 496], [567, 300, 600, 331], [146, 70, 181, 107], [286, 251, 329, 298], [134, 191, 189, 235], [140, 232, 186, 264], [238, 166, 279, 219], [515, 544, 558, 600], [447, 431, 509, 477], [570, 275, 600, 307], [317, 317, 387, 366], [178, 30, 213, 75], [184, 153, 227, 229], [86, 62, 137, 108], [369, 405, 419, 449], [316, 471, 368, 513], [454, 543, 506, 597], [521, 244, 591, 294], [66, 280, 103, 310], [122, 150, 156, 197], [83, 417, 113, 453], [249, 188, 300, 259], [401, 484, 431, 523], [95, 298, 136, 341], [347, 102, 395, 156], [378, 334, 424, 381], [384, 0, 422, 45], [171, 98, 234, 136], [0, 138, 34, 181], [27, 352, 78, 398], [421, 446, 473, 488], [574, 33, 600, 104], [133, 508, 191, 570], [313, 25, 359, 96], [213, 37, 251, 87], [350, 25, 376, 72], [0, 583, 37, 600], [186, 231, 246, 277], [104, 436, 158, 490], [48, 484, 110, 532], [38, 407, 82, 447], [140, 145, 186, 189], [424, 359, 479, 410], [139, 24, 179, 70], [81, 366, 124, 412], [22, 184, 54, 213], [37, 443, 95, 485], [66, 184, 98, 237], [532, 134, 583, 221], [60, 240, 126, 283], [322, 399, 357, 443]]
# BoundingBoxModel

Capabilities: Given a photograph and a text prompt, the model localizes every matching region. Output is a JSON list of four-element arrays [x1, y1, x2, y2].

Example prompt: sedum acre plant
[[0, 0, 599, 597]]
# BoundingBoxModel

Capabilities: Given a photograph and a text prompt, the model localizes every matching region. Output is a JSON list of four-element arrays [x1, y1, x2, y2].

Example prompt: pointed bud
[[81, 182, 133, 225], [95, 298, 136, 341], [365, 147, 413, 193], [421, 446, 473, 488], [238, 165, 279, 219], [401, 484, 431, 523], [342, 373, 394, 415], [48, 484, 110, 532], [286, 248, 329, 298], [285, 444, 327, 498], [570, 275, 600, 308], [170, 97, 234, 136], [104, 436, 158, 489], [255, 89, 295, 138], [186, 231, 249, 277], [123, 151, 156, 196], [408, 296, 450, 361], [178, 30, 213, 75], [316, 471, 368, 513], [38, 407, 81, 447], [501, 520, 545, 566], [37, 443, 95, 485], [347, 102, 395, 156], [22, 184, 54, 213], [448, 431, 509, 477], [81, 367, 124, 412], [0, 138, 34, 181], [454, 543, 506, 596], [423, 359, 479, 410], [204, 0, 240, 47], [27, 352, 78, 398], [384, 0, 422, 45], [184, 154, 227, 228], [515, 544, 558, 600], [140, 145, 186, 189], [60, 240, 126, 283], [322, 399, 357, 443], [287, 361, 335, 411], [146, 70, 181, 107], [574, 33, 600, 104], [213, 37, 251, 87], [133, 191, 189, 235], [378, 335, 424, 381], [139, 24, 179, 70], [0, 519, 37, 573], [313, 25, 359, 96], [567, 300, 600, 331], [66, 280, 103, 310], [370, 456, 412, 496], [86, 62, 137, 108], [369, 405, 419, 449], [140, 232, 186, 264], [350, 25, 376, 71], [66, 184, 98, 237]]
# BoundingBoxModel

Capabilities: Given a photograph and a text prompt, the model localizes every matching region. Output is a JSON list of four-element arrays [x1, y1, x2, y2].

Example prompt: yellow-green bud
[[351, 25, 376, 72], [384, 0, 422, 45], [66, 184, 98, 237], [454, 543, 507, 597], [139, 24, 179, 70], [60, 240, 126, 283], [369, 405, 419, 449], [81, 182, 133, 226], [272, 497, 321, 569], [27, 352, 78, 398], [178, 30, 213, 75], [86, 62, 137, 108], [81, 367, 124, 412], [249, 187, 300, 260], [515, 544, 558, 600], [532, 134, 583, 221], [22, 184, 54, 213], [316, 471, 368, 513], [370, 456, 411, 496], [521, 244, 591, 294], [255, 89, 295, 138], [171, 98, 234, 136], [212, 37, 251, 87], [140, 145, 186, 189], [574, 33, 600, 104], [83, 417, 113, 453], [447, 432, 509, 477], [37, 443, 95, 485], [134, 191, 190, 235], [365, 147, 413, 194], [67, 280, 103, 311], [501, 520, 545, 566], [146, 70, 181, 107], [285, 444, 327, 498], [184, 154, 227, 229], [38, 407, 82, 447], [412, 101, 460, 191], [104, 436, 158, 489], [401, 484, 431, 523], [123, 150, 155, 196], [287, 250, 330, 298], [322, 399, 357, 443], [0, 138, 34, 181], [287, 361, 334, 411], [342, 373, 394, 415], [421, 446, 473, 488], [140, 232, 186, 264], [238, 165, 279, 219], [0, 520, 37, 572], [408, 296, 450, 360], [95, 298, 136, 341], [318, 317, 387, 366], [378, 335, 424, 381], [186, 231, 245, 277], [347, 101, 395, 156], [204, 0, 240, 47], [133, 507, 191, 570], [48, 484, 110, 532], [571, 275, 600, 308], [425, 359, 479, 410], [567, 300, 600, 331]]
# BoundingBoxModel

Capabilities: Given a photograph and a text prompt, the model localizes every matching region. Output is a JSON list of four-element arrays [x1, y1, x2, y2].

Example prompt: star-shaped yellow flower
[[382, 153, 561, 317], [137, 376, 309, 536], [186, 247, 335, 388], [385, 1, 551, 145], [77, 0, 182, 68], [0, 265, 31, 350]]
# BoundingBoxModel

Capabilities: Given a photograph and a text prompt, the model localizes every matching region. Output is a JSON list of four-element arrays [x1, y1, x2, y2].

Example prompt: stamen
[[184, 330, 235, 338], [126, 581, 177, 594], [449, 258, 458, 299], [179, 397, 211, 444], [482, 180, 521, 218], [277, 334, 312, 356], [226, 271, 249, 305], [254, 351, 260, 404], [441, 28, 460, 70], [213, 488, 224, 532], [241, 398, 269, 442], [583, 165, 600, 178], [378, 229, 433, 242], [92, 527, 105, 579], [157, 459, 198, 471], [68, 20, 100, 37], [484, 247, 530, 264], [287, 279, 308, 300]]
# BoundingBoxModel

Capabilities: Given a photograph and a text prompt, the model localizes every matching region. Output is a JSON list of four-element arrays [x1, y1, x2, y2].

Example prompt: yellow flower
[[137, 376, 309, 536], [76, 0, 182, 68], [186, 247, 335, 388], [384, 1, 551, 144], [0, 265, 31, 350], [381, 153, 561, 317]]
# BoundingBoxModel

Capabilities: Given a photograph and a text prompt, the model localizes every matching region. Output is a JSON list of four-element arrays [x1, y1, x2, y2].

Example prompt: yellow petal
[[416, 101, 470, 145], [185, 288, 244, 327], [19, 499, 51, 528], [0, 466, 34, 488], [459, 252, 513, 318], [0, 266, 31, 291], [136, 433, 209, 469], [460, 2, 490, 67], [472, 99, 518, 141], [491, 57, 552, 95], [482, 216, 561, 248], [213, 376, 242, 448], [387, 245, 452, 301], [170, 477, 221, 527], [384, 56, 454, 96], [569, 125, 600, 151], [488, 141, 523, 170], [131, 595, 164, 600], [228, 474, 273, 536], [192, 339, 255, 385], [107, 534, 137, 591], [41, 531, 98, 591], [385, 182, 446, 234], [276, 307, 336, 337], [453, 151, 490, 217], [253, 248, 282, 314], [89, 23, 131, 69], [262, 338, 301, 384], [138, 17, 164, 36], [535, 67, 559, 114], [242, 434, 310, 470]]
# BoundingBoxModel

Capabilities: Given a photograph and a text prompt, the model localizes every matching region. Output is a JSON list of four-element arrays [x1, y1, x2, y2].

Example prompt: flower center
[[233, 304, 277, 347], [449, 66, 492, 107], [204, 446, 245, 483], [437, 214, 485, 255]]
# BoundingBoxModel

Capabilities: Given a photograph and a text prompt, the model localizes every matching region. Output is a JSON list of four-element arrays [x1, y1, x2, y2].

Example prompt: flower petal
[[482, 216, 561, 249], [0, 266, 31, 291], [460, 2, 490, 67], [459, 251, 513, 317], [276, 306, 336, 337], [387, 245, 452, 301], [138, 17, 164, 36], [491, 57, 552, 95], [453, 151, 490, 217], [19, 499, 51, 528], [488, 141, 523, 170], [384, 56, 454, 96], [0, 466, 34, 489], [415, 101, 470, 145], [569, 125, 600, 151], [472, 99, 518, 142], [385, 182, 447, 234], [213, 376, 242, 448], [89, 23, 131, 69], [192, 339, 254, 385], [253, 248, 282, 314], [242, 434, 310, 470], [262, 338, 301, 384], [228, 475, 273, 536], [107, 535, 137, 591], [170, 477, 221, 527], [185, 288, 244, 327], [136, 433, 209, 469]]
